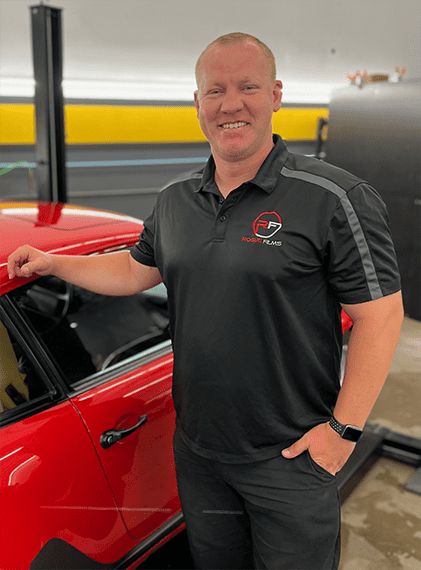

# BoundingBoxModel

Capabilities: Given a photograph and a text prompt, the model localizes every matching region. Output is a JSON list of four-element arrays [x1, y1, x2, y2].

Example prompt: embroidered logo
[[242, 211, 283, 246], [253, 211, 282, 238]]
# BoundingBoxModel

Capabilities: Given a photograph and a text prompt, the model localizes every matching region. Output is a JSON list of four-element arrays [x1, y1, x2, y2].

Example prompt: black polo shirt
[[131, 135, 401, 463]]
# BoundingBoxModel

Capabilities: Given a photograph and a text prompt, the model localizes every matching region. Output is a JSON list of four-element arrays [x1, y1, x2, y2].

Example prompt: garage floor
[[339, 317, 421, 570]]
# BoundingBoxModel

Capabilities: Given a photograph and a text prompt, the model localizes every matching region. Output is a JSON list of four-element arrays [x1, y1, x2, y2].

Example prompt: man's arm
[[7, 245, 162, 296], [282, 290, 404, 474]]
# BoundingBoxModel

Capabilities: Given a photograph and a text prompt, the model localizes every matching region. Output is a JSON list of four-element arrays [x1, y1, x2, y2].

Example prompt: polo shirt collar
[[195, 134, 289, 195]]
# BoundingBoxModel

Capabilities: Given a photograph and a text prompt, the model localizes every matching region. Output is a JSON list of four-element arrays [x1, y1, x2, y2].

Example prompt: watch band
[[329, 416, 345, 436], [329, 416, 363, 442]]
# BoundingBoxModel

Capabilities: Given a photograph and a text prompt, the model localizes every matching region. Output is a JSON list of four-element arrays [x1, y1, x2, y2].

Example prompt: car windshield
[[12, 275, 170, 386]]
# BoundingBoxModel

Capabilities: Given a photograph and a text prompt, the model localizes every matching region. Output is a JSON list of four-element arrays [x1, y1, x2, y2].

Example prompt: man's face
[[194, 42, 282, 163]]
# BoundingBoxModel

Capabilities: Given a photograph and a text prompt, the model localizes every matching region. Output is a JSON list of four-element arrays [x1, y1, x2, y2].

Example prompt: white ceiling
[[0, 0, 420, 103]]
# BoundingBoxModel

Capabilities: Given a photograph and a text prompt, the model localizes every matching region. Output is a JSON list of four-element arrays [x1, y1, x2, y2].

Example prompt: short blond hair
[[195, 32, 277, 85]]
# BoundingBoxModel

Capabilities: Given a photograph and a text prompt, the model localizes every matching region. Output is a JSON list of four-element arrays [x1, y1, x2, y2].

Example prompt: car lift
[[337, 422, 421, 502], [31, 3, 67, 203]]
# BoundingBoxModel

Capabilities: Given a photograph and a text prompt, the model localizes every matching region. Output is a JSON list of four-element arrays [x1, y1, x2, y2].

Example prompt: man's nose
[[220, 90, 244, 113]]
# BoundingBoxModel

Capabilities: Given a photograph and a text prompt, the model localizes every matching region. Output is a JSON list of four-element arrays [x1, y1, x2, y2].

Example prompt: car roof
[[0, 202, 144, 295]]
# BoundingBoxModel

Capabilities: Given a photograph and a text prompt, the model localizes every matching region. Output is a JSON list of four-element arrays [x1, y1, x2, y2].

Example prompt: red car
[[0, 201, 353, 570], [0, 202, 182, 570]]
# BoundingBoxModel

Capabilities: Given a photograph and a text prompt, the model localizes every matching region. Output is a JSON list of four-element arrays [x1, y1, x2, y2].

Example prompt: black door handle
[[100, 415, 148, 449]]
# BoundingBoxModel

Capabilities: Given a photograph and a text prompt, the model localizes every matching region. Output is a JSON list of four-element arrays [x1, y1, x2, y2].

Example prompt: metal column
[[31, 4, 67, 203]]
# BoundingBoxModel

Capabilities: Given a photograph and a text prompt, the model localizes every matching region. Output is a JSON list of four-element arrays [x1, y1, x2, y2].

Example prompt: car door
[[10, 275, 181, 542], [0, 306, 128, 569], [70, 349, 178, 541]]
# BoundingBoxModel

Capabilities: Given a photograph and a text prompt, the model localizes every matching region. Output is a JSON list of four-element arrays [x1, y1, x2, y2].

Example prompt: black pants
[[174, 429, 341, 570]]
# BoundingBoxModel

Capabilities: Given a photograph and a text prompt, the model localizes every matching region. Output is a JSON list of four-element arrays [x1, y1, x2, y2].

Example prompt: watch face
[[342, 425, 363, 442]]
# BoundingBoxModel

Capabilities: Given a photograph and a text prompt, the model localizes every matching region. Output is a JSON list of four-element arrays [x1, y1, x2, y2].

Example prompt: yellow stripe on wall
[[0, 103, 328, 145], [0, 104, 36, 145], [273, 107, 329, 141], [65, 105, 205, 144]]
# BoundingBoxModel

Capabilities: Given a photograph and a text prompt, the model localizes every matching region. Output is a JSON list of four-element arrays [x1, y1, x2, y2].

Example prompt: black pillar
[[31, 4, 67, 203]]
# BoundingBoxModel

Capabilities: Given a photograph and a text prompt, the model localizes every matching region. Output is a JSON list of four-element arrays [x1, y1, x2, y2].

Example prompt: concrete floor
[[339, 317, 421, 570]]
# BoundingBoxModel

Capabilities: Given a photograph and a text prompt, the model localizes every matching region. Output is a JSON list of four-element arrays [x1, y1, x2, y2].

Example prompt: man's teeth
[[221, 122, 248, 129]]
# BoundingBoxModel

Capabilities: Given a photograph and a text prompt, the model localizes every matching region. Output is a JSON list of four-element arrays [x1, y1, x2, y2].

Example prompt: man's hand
[[281, 422, 355, 475], [8, 245, 54, 279]]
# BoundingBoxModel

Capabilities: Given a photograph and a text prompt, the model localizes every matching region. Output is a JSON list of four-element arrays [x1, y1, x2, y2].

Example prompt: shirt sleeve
[[130, 208, 157, 267], [326, 183, 401, 304]]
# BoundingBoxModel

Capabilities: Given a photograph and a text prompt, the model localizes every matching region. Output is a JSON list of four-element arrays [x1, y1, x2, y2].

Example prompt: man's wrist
[[329, 416, 363, 442]]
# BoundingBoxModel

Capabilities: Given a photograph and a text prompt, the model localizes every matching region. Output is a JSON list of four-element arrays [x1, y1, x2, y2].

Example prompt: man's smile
[[220, 121, 250, 129]]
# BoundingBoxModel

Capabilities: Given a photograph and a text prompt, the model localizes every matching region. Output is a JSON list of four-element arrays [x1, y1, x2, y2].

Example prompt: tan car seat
[[0, 322, 29, 411]]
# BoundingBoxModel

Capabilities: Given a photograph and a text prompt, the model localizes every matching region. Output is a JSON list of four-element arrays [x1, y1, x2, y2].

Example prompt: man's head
[[195, 32, 277, 86], [194, 33, 282, 164]]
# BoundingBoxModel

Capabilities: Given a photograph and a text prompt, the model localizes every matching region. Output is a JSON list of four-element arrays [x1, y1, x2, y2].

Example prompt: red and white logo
[[253, 211, 283, 238]]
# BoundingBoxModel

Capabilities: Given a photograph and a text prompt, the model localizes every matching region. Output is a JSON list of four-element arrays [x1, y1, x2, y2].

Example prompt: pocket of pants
[[306, 451, 336, 480]]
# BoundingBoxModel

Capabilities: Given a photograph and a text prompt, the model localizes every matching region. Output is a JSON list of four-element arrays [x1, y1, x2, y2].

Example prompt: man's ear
[[194, 91, 200, 116], [273, 80, 283, 112]]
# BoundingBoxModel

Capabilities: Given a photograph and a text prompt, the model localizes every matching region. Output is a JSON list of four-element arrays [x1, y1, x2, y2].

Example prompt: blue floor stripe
[[0, 157, 209, 169]]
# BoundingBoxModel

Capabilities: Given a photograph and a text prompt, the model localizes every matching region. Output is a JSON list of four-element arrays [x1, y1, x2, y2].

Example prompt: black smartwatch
[[329, 416, 363, 442]]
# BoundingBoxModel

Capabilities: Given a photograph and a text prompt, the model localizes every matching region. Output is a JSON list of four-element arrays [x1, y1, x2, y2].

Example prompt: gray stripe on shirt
[[280, 166, 383, 300]]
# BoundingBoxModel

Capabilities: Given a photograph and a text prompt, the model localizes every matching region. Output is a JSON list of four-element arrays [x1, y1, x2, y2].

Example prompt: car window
[[0, 319, 51, 415], [12, 276, 170, 386]]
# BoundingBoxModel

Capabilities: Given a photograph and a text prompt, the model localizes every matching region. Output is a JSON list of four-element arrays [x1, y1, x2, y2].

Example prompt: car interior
[[10, 275, 171, 387], [0, 320, 50, 414]]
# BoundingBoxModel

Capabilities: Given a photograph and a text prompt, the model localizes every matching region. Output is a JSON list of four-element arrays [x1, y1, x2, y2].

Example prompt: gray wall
[[1, 0, 420, 104]]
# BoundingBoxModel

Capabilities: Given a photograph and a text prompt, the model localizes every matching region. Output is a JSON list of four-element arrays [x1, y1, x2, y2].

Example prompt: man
[[8, 33, 403, 570]]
